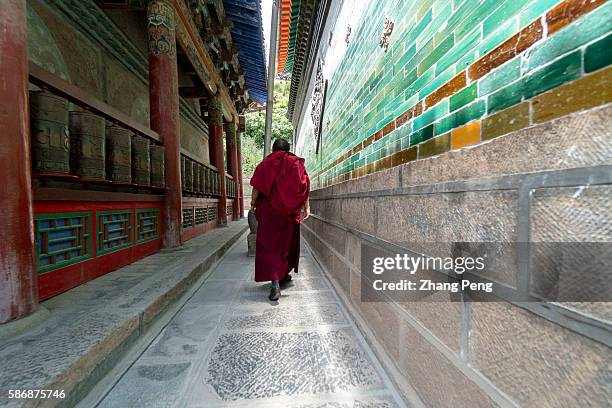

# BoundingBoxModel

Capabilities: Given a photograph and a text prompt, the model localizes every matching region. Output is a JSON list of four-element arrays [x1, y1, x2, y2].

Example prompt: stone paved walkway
[[95, 235, 406, 407]]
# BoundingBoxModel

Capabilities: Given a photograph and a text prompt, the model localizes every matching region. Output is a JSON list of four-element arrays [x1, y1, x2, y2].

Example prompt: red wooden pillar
[[226, 121, 240, 221], [0, 0, 39, 323], [208, 96, 227, 226], [237, 115, 245, 218], [148, 0, 182, 248]]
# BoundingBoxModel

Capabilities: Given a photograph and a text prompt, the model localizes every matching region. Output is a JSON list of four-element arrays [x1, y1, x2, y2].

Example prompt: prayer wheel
[[202, 167, 209, 195], [207, 168, 214, 195], [181, 155, 187, 191], [150, 144, 165, 188], [105, 123, 132, 183], [131, 134, 151, 185], [185, 158, 194, 192], [198, 164, 205, 193], [69, 111, 105, 179], [193, 163, 201, 194], [30, 92, 70, 174]]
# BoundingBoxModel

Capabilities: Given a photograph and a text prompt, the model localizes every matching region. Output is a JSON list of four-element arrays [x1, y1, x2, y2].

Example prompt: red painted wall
[[34, 200, 163, 300]]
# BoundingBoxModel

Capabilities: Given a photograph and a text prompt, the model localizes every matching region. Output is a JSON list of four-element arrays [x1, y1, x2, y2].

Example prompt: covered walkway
[[92, 235, 406, 407]]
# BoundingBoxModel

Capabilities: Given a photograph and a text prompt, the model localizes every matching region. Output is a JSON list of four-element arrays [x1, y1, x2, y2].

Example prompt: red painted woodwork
[[180, 197, 220, 241], [34, 200, 163, 300], [226, 122, 240, 221], [149, 13, 182, 248], [208, 110, 227, 225], [236, 125, 245, 218], [0, 0, 39, 323]]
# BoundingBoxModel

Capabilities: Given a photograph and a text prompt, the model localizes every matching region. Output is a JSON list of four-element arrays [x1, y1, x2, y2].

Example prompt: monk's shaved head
[[272, 138, 291, 152]]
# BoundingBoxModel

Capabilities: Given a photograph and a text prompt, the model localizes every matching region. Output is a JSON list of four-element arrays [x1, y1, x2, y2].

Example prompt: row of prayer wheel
[[29, 91, 165, 187], [226, 176, 235, 198], [181, 156, 220, 196]]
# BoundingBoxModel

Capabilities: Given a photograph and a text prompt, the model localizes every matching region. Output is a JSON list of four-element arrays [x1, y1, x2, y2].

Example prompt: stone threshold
[[0, 220, 248, 408]]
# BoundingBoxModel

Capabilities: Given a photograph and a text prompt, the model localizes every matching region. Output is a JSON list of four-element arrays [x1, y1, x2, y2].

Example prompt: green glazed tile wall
[[294, 0, 612, 188]]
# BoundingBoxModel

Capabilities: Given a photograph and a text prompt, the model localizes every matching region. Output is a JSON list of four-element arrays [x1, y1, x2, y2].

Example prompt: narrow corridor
[[94, 234, 406, 407]]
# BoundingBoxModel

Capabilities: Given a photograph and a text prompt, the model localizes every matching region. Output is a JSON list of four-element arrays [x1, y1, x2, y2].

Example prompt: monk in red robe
[[250, 138, 310, 301]]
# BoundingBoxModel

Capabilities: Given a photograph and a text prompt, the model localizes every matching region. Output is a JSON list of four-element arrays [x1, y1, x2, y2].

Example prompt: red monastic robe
[[250, 151, 310, 282]]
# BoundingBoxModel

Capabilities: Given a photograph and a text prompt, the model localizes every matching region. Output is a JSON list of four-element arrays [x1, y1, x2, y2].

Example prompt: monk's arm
[[302, 197, 310, 220], [250, 188, 260, 210]]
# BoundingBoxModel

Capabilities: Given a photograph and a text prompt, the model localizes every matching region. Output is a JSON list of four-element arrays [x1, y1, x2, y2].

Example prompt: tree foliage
[[242, 80, 293, 174]]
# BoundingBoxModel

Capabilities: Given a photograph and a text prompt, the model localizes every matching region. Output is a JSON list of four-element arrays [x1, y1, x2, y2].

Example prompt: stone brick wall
[[295, 0, 612, 406], [27, 0, 210, 164]]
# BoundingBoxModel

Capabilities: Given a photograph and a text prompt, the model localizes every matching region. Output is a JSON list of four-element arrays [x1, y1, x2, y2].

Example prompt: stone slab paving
[[97, 238, 407, 408], [0, 221, 248, 408]]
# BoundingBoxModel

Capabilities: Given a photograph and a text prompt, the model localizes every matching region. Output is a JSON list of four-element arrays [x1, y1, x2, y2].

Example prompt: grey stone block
[[225, 303, 348, 330], [202, 329, 384, 401], [530, 185, 612, 309], [209, 263, 254, 280], [247, 233, 257, 256], [318, 220, 348, 256], [400, 320, 495, 408], [375, 191, 519, 287], [397, 291, 462, 353], [400, 104, 612, 187], [331, 253, 352, 295], [98, 362, 191, 408], [341, 197, 376, 235], [140, 305, 225, 362], [470, 302, 612, 407], [346, 233, 362, 268]]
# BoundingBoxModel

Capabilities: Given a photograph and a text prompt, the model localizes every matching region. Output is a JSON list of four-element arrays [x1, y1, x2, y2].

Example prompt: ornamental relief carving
[[379, 18, 394, 52], [147, 0, 177, 56], [310, 60, 327, 154]]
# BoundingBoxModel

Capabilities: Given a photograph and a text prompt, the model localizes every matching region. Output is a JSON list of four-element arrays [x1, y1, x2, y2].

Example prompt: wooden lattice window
[[35, 212, 92, 273], [136, 209, 160, 243], [97, 210, 133, 255]]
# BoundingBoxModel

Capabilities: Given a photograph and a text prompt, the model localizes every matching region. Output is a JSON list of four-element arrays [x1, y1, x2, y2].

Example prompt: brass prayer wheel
[[181, 155, 186, 191], [198, 164, 205, 193], [105, 123, 132, 183], [150, 144, 165, 188], [214, 172, 220, 195], [205, 167, 212, 195], [193, 163, 201, 194], [30, 91, 70, 174], [131, 134, 151, 185], [69, 111, 105, 179], [185, 158, 194, 192]]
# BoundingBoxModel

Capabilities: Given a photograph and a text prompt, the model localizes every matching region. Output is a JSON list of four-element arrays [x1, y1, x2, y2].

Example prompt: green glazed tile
[[487, 80, 523, 114], [482, 0, 530, 37], [523, 50, 581, 99], [435, 27, 481, 75], [478, 58, 521, 97], [450, 83, 477, 111], [413, 99, 449, 130], [519, 0, 558, 26], [419, 65, 455, 99], [418, 34, 455, 75], [584, 33, 612, 73], [525, 1, 612, 71], [435, 99, 485, 134], [410, 124, 434, 145]]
